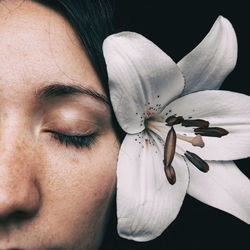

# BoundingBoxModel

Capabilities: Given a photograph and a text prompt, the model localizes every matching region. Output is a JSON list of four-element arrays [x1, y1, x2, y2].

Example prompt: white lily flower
[[103, 16, 250, 241]]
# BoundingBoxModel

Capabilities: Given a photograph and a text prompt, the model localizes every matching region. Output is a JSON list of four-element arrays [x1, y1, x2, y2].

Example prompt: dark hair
[[33, 0, 125, 141]]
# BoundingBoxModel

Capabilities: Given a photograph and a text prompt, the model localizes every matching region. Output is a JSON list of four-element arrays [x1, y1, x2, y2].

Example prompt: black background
[[101, 1, 250, 249]]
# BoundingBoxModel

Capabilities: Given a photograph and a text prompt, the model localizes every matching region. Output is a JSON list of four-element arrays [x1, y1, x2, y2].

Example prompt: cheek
[[36, 130, 119, 246]]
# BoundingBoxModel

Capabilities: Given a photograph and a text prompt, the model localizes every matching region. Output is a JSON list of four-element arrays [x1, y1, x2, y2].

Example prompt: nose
[[0, 142, 41, 223]]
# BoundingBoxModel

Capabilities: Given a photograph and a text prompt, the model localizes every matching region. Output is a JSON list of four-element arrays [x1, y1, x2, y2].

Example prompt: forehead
[[0, 0, 104, 99]]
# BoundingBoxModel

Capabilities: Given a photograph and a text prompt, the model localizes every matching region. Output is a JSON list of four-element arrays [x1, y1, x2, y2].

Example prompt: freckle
[[135, 139, 137, 141], [166, 113, 168, 115], [169, 110, 172, 112], [189, 116, 192, 119], [71, 157, 79, 164], [136, 113, 138, 115], [1, 112, 8, 119], [157, 95, 160, 98]]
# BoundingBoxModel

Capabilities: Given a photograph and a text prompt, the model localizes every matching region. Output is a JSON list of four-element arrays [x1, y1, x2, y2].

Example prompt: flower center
[[146, 121, 205, 148], [146, 115, 229, 185]]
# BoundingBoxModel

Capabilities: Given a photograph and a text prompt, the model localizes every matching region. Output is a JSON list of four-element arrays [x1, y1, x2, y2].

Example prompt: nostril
[[0, 210, 36, 224], [0, 180, 41, 225]]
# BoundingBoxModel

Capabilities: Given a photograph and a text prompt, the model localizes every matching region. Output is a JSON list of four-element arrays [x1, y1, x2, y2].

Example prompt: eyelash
[[48, 131, 96, 149]]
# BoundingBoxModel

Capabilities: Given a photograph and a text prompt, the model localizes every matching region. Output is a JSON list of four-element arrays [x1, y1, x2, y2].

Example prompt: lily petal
[[117, 133, 189, 241], [187, 160, 250, 224], [178, 16, 237, 96], [103, 32, 184, 134], [161, 90, 250, 160]]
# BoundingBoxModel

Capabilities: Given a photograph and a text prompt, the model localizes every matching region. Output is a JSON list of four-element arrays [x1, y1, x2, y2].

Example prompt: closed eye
[[45, 130, 97, 149]]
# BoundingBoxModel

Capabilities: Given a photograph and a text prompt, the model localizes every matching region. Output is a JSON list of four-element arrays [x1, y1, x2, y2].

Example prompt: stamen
[[165, 115, 184, 126], [184, 151, 209, 172], [177, 134, 204, 148], [182, 119, 209, 128], [194, 127, 229, 137], [163, 126, 176, 168], [164, 165, 176, 185], [147, 122, 205, 148]]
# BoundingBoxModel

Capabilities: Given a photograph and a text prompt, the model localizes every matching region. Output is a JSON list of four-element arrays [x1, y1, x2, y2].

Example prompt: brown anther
[[194, 127, 229, 137], [184, 151, 209, 172], [145, 139, 149, 149], [165, 115, 184, 126], [164, 165, 176, 185], [182, 119, 209, 128], [163, 126, 176, 168]]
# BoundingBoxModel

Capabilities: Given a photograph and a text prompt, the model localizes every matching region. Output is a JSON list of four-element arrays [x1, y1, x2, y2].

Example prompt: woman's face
[[0, 1, 119, 249]]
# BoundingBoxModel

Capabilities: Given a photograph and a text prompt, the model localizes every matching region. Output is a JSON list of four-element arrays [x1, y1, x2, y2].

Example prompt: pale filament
[[177, 134, 204, 148], [147, 122, 205, 148], [147, 122, 168, 133]]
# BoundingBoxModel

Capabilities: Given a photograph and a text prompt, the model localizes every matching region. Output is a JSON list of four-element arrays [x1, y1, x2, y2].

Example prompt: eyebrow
[[36, 83, 110, 105]]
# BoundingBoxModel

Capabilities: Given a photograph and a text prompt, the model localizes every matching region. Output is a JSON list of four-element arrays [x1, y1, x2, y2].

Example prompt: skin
[[0, 0, 120, 249]]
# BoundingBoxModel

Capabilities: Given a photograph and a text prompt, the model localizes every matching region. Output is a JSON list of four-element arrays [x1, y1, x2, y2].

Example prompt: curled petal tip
[[217, 15, 233, 26], [178, 15, 238, 96]]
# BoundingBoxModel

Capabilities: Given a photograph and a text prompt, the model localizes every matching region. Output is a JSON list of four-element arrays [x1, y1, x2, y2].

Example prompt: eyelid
[[42, 120, 99, 136]]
